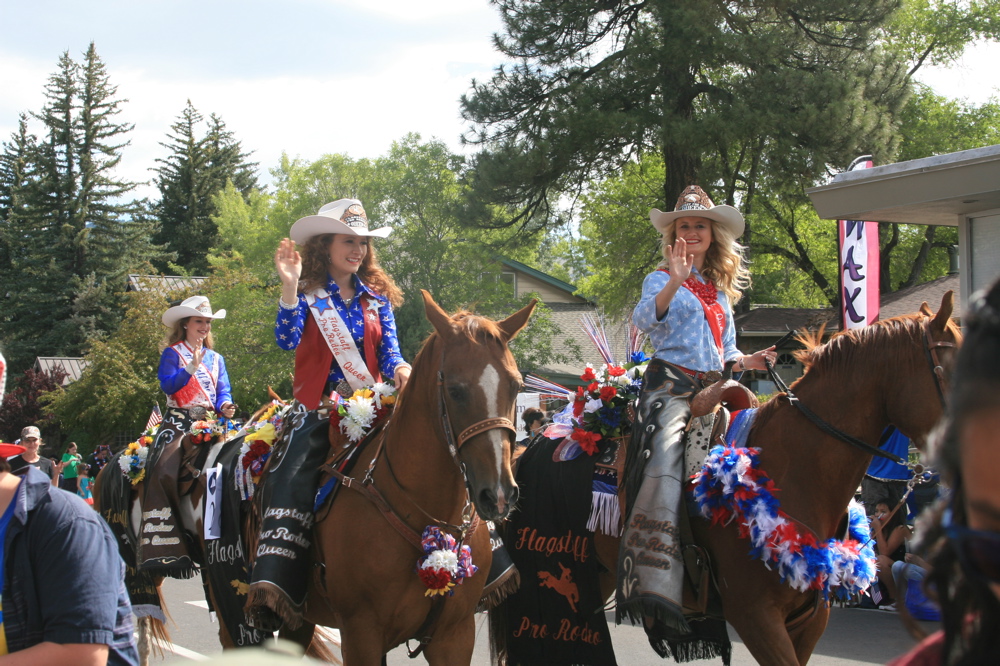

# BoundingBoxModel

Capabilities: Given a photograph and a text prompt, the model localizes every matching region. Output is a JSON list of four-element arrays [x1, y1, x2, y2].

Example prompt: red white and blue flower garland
[[416, 526, 478, 597], [691, 445, 876, 600]]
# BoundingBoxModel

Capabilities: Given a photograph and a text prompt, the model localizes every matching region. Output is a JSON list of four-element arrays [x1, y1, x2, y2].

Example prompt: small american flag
[[145, 404, 162, 431]]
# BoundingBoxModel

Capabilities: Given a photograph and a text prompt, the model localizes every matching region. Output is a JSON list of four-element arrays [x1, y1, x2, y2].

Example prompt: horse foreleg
[[726, 602, 803, 666], [340, 616, 389, 666], [422, 614, 476, 666], [788, 603, 830, 665]]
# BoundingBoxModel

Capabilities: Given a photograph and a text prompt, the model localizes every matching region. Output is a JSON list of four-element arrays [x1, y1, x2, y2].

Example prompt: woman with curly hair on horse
[[247, 198, 410, 630], [891, 277, 1000, 665], [618, 185, 775, 656]]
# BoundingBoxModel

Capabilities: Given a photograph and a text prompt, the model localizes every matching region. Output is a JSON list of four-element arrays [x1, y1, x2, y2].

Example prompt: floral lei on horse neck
[[691, 445, 876, 600]]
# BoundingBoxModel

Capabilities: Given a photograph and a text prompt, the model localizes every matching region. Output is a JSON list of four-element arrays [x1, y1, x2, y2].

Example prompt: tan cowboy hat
[[649, 185, 745, 238], [162, 296, 227, 327], [289, 198, 393, 244]]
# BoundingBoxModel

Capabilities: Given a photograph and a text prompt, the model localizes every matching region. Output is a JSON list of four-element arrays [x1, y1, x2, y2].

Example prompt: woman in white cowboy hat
[[138, 295, 236, 576], [248, 198, 411, 629], [617, 185, 776, 652]]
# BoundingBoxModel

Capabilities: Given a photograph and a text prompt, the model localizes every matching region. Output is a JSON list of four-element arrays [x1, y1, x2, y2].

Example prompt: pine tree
[[0, 44, 168, 373], [460, 0, 908, 230], [153, 102, 258, 274]]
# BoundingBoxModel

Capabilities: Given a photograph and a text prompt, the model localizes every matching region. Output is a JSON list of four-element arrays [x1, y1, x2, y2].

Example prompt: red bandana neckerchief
[[658, 269, 725, 364]]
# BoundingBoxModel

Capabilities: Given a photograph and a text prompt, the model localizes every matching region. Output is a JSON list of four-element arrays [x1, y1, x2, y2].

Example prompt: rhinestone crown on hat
[[341, 203, 369, 229]]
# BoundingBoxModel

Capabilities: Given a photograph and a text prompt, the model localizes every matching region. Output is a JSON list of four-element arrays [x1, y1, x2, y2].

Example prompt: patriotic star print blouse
[[274, 274, 407, 385]]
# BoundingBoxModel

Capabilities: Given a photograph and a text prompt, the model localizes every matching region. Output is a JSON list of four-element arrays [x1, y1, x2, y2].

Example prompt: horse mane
[[753, 312, 957, 428]]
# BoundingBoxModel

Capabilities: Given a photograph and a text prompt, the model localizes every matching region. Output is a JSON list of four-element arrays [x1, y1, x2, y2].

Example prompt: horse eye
[[447, 385, 467, 402]]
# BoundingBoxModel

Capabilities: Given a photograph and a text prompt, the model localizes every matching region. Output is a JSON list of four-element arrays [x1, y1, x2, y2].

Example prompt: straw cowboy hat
[[162, 296, 227, 327], [289, 198, 393, 244], [649, 185, 745, 238]]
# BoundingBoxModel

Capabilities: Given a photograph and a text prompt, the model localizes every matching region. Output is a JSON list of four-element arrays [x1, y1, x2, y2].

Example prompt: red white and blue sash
[[167, 341, 219, 409], [304, 289, 376, 391]]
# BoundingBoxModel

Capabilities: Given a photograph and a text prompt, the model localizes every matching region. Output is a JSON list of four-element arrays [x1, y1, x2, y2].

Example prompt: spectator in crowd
[[8, 426, 60, 485], [870, 500, 913, 608], [0, 439, 139, 663], [59, 441, 83, 492], [890, 277, 1000, 665], [77, 464, 94, 506], [87, 444, 112, 479]]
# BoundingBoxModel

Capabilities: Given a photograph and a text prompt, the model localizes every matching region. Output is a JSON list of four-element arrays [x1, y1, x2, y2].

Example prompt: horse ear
[[497, 299, 537, 342], [930, 290, 955, 332], [422, 290, 455, 337]]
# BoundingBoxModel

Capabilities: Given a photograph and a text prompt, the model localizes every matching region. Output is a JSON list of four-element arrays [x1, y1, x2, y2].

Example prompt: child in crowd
[[77, 465, 93, 506]]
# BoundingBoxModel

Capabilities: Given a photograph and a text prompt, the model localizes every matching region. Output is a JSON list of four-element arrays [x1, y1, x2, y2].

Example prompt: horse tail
[[307, 626, 341, 664], [135, 610, 172, 665]]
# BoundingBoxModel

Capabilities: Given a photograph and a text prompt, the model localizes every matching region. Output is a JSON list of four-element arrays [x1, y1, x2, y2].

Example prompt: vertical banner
[[838, 156, 880, 330]]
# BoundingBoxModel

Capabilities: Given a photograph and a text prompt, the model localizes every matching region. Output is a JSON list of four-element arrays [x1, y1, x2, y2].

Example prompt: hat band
[[342, 215, 368, 228], [677, 202, 709, 212]]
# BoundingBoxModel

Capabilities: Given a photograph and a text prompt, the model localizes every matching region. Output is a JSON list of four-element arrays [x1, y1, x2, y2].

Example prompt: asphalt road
[[150, 576, 934, 664]]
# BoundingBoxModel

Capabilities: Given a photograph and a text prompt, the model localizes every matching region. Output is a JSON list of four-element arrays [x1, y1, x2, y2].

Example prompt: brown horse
[[500, 293, 960, 665], [295, 290, 534, 664]]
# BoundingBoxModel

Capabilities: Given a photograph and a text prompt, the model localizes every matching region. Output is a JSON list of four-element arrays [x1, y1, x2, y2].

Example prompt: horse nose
[[479, 487, 502, 516]]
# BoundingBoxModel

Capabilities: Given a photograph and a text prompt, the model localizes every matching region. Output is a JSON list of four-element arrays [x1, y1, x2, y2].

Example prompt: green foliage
[[0, 44, 168, 373], [153, 100, 259, 274], [45, 288, 166, 442]]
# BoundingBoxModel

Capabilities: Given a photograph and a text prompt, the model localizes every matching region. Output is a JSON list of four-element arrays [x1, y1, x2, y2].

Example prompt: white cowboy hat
[[162, 296, 227, 327], [289, 198, 393, 244], [649, 185, 745, 238]]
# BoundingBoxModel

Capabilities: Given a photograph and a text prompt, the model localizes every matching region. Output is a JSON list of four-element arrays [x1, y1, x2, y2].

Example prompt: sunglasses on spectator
[[944, 507, 1000, 584]]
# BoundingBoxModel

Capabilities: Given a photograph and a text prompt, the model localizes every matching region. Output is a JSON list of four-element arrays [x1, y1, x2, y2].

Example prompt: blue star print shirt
[[274, 275, 407, 384], [632, 268, 741, 373]]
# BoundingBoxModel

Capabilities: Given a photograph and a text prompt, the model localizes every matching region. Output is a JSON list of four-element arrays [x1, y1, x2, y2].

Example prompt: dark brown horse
[[501, 293, 960, 665], [297, 290, 534, 664]]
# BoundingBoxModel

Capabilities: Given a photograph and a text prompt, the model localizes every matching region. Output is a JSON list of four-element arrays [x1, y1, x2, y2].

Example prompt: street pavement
[[150, 576, 934, 664]]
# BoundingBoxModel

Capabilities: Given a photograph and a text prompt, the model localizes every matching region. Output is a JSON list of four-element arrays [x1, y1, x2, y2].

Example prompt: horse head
[[418, 290, 535, 522]]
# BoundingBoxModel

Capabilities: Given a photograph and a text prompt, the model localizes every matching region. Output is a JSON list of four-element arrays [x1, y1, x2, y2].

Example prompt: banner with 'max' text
[[838, 157, 880, 330]]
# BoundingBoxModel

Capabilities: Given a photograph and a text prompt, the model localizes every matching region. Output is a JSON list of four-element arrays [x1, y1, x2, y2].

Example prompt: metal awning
[[807, 145, 1000, 226]]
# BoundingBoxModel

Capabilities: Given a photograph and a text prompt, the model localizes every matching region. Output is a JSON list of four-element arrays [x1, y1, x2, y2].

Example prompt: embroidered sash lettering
[[168, 342, 218, 409], [305, 289, 376, 390]]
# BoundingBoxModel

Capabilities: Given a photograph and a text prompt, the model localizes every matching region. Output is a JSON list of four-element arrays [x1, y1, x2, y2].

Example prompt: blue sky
[[0, 0, 506, 198], [1, 1, 998, 200]]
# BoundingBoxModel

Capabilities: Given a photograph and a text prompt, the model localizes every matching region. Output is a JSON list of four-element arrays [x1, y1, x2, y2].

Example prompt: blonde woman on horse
[[247, 198, 410, 630], [140, 295, 235, 576], [618, 185, 775, 650]]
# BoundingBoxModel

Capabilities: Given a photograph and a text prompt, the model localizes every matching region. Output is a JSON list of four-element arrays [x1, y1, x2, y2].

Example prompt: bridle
[[340, 343, 517, 541], [922, 317, 956, 407], [437, 369, 517, 457]]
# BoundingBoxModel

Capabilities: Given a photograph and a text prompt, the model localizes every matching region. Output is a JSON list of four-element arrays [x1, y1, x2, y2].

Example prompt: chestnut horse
[[499, 293, 960, 666], [291, 290, 534, 664]]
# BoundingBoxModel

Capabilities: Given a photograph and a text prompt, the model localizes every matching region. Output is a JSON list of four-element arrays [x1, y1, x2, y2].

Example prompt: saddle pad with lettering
[[498, 436, 617, 665], [98, 452, 163, 621], [202, 435, 273, 647]]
